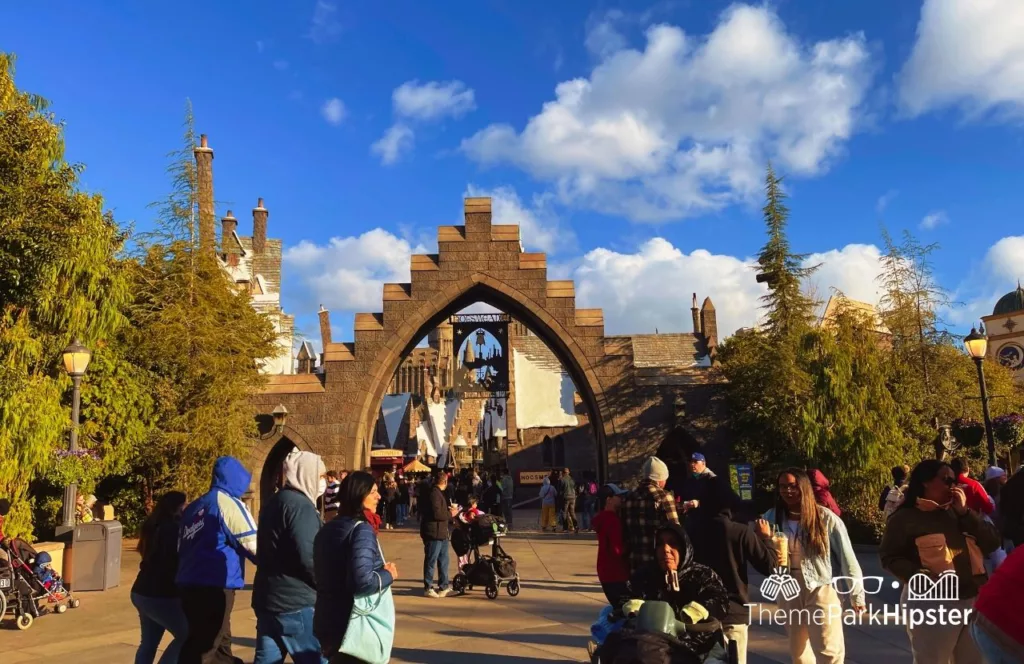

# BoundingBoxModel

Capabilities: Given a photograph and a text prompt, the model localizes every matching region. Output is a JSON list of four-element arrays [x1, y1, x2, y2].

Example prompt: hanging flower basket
[[993, 413, 1024, 447], [47, 449, 102, 488], [951, 418, 985, 448]]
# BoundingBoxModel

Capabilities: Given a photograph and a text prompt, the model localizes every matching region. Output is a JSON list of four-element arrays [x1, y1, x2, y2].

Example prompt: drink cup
[[773, 533, 789, 568]]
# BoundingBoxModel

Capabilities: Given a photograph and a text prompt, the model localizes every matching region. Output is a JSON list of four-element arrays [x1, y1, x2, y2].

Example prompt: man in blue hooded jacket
[[177, 456, 259, 664]]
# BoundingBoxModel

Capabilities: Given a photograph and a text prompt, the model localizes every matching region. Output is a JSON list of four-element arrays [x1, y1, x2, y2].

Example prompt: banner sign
[[451, 314, 510, 397], [729, 463, 754, 501], [518, 470, 550, 486]]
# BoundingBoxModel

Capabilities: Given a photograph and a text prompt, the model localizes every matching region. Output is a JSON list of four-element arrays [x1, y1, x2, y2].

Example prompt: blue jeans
[[971, 623, 1017, 663], [131, 592, 189, 664], [254, 607, 326, 664], [423, 539, 450, 590], [581, 498, 595, 530], [396, 504, 408, 524]]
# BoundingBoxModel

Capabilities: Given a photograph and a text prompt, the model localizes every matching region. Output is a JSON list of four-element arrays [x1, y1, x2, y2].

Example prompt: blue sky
[[4, 0, 1023, 347]]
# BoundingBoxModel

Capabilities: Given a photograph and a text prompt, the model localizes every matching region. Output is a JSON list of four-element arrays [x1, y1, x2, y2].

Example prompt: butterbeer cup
[[773, 533, 789, 568]]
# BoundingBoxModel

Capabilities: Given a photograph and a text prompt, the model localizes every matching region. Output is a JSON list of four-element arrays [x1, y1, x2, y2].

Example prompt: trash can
[[69, 520, 122, 591]]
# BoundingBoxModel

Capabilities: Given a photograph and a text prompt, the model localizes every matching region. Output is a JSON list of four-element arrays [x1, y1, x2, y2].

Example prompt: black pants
[[601, 581, 629, 607], [179, 586, 242, 664]]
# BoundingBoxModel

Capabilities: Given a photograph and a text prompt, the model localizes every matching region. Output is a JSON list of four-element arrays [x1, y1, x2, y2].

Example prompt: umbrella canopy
[[403, 459, 432, 474]]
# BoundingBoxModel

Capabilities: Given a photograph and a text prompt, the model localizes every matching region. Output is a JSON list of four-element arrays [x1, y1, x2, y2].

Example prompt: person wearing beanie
[[620, 456, 680, 577]]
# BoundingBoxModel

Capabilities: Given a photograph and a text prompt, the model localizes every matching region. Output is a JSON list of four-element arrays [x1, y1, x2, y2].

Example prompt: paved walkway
[[1, 528, 913, 663]]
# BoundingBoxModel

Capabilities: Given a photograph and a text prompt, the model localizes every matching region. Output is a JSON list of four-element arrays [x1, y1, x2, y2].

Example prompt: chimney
[[194, 134, 216, 251], [700, 297, 718, 357], [690, 293, 701, 335], [252, 197, 268, 254], [221, 211, 239, 265], [318, 305, 332, 350]]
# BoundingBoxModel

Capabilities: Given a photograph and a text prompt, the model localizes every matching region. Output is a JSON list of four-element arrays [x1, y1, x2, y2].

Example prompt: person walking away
[[880, 459, 1003, 664], [397, 478, 410, 526], [881, 465, 909, 520], [482, 475, 502, 517], [314, 472, 398, 664], [997, 470, 1024, 549], [552, 470, 566, 530], [621, 456, 680, 577], [983, 467, 1009, 570], [323, 471, 342, 519], [176, 456, 258, 664], [808, 469, 841, 517], [500, 468, 514, 530], [539, 477, 557, 532], [560, 468, 579, 534], [755, 468, 865, 664], [592, 484, 629, 606], [951, 457, 995, 516], [971, 545, 1024, 663], [252, 449, 328, 664], [678, 453, 717, 515], [131, 491, 189, 664], [381, 473, 398, 530], [687, 479, 774, 664], [421, 469, 458, 598]]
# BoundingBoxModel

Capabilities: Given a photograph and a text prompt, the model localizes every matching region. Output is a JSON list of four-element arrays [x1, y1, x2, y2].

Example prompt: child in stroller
[[0, 537, 80, 630], [451, 514, 520, 600]]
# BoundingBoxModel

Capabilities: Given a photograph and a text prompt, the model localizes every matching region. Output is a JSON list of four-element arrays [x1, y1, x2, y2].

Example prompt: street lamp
[[60, 339, 92, 532], [272, 404, 289, 434], [964, 326, 997, 467]]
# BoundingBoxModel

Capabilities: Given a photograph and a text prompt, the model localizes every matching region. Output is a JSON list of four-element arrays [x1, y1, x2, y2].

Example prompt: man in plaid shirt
[[620, 456, 680, 576]]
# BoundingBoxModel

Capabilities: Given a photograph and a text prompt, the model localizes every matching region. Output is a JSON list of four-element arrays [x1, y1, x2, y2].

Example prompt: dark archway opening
[[259, 437, 297, 516], [364, 281, 610, 482]]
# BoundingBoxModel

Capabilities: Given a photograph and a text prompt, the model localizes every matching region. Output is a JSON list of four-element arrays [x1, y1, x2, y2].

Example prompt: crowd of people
[[588, 453, 1024, 664], [121, 447, 1024, 664]]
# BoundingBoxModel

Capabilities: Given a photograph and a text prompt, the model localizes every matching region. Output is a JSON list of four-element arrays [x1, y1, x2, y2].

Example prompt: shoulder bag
[[338, 524, 396, 664]]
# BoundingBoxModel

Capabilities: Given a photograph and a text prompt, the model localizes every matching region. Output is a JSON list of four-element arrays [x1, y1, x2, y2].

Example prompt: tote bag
[[338, 526, 395, 664]]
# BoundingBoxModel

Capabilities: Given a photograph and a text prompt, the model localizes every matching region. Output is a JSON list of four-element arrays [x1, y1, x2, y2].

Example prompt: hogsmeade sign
[[451, 314, 510, 398]]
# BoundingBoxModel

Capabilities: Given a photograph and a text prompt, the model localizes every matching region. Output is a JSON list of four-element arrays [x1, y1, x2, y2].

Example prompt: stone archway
[[252, 197, 631, 483], [247, 426, 313, 516]]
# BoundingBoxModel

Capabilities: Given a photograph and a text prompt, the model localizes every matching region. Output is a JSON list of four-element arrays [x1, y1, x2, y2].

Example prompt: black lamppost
[[964, 326, 997, 467], [59, 339, 92, 532]]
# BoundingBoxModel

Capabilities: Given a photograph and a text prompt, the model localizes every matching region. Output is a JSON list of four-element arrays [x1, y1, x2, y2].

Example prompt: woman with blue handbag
[[314, 472, 399, 664]]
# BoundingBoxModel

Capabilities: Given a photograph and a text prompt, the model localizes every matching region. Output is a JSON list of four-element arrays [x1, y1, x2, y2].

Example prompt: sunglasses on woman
[[941, 476, 957, 487]]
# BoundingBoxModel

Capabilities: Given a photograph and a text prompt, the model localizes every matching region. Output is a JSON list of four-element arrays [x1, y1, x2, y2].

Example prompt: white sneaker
[[424, 588, 440, 598], [437, 588, 451, 598]]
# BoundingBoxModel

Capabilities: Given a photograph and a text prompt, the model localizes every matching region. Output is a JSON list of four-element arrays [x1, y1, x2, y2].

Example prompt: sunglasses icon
[[831, 576, 885, 595]]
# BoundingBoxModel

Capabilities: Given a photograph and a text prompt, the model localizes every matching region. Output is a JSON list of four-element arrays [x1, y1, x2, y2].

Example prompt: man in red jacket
[[972, 545, 1024, 661], [951, 458, 994, 515]]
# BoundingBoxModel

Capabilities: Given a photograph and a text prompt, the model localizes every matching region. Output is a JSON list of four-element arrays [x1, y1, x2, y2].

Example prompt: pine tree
[[0, 53, 136, 537], [756, 165, 818, 338]]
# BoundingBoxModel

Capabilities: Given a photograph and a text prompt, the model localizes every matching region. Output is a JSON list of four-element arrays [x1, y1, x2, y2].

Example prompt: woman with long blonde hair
[[755, 468, 864, 663]]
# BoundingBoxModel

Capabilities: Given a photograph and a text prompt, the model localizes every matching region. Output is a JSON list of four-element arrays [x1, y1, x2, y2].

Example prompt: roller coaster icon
[[907, 570, 959, 601]]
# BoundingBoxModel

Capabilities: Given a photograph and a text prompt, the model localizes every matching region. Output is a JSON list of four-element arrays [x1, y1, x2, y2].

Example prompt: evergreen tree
[[756, 165, 818, 338], [0, 53, 139, 538], [125, 107, 277, 504]]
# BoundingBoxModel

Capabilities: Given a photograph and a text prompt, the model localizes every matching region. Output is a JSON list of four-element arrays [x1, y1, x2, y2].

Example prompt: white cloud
[[393, 80, 476, 121], [898, 0, 1024, 119], [584, 10, 628, 59], [567, 238, 882, 337], [371, 124, 414, 165], [464, 185, 575, 255], [283, 229, 428, 313], [919, 210, 949, 230], [308, 0, 342, 44], [949, 235, 1024, 326], [876, 189, 898, 213], [462, 4, 873, 222], [321, 98, 346, 125]]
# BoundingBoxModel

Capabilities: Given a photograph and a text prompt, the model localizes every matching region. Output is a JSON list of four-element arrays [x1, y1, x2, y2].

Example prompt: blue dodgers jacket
[[176, 456, 259, 590]]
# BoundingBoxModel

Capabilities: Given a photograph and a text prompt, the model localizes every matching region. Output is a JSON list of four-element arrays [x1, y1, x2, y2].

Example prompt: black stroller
[[451, 515, 520, 600], [0, 538, 81, 630]]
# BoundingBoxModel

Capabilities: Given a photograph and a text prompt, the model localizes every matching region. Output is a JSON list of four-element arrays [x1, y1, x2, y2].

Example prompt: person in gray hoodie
[[252, 449, 328, 664]]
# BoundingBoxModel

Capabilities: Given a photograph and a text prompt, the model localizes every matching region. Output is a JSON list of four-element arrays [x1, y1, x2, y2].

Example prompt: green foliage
[[0, 53, 134, 539]]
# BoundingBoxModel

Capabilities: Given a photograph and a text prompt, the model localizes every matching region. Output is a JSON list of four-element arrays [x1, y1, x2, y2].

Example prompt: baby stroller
[[590, 601, 738, 664], [0, 538, 80, 630], [451, 515, 520, 600]]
